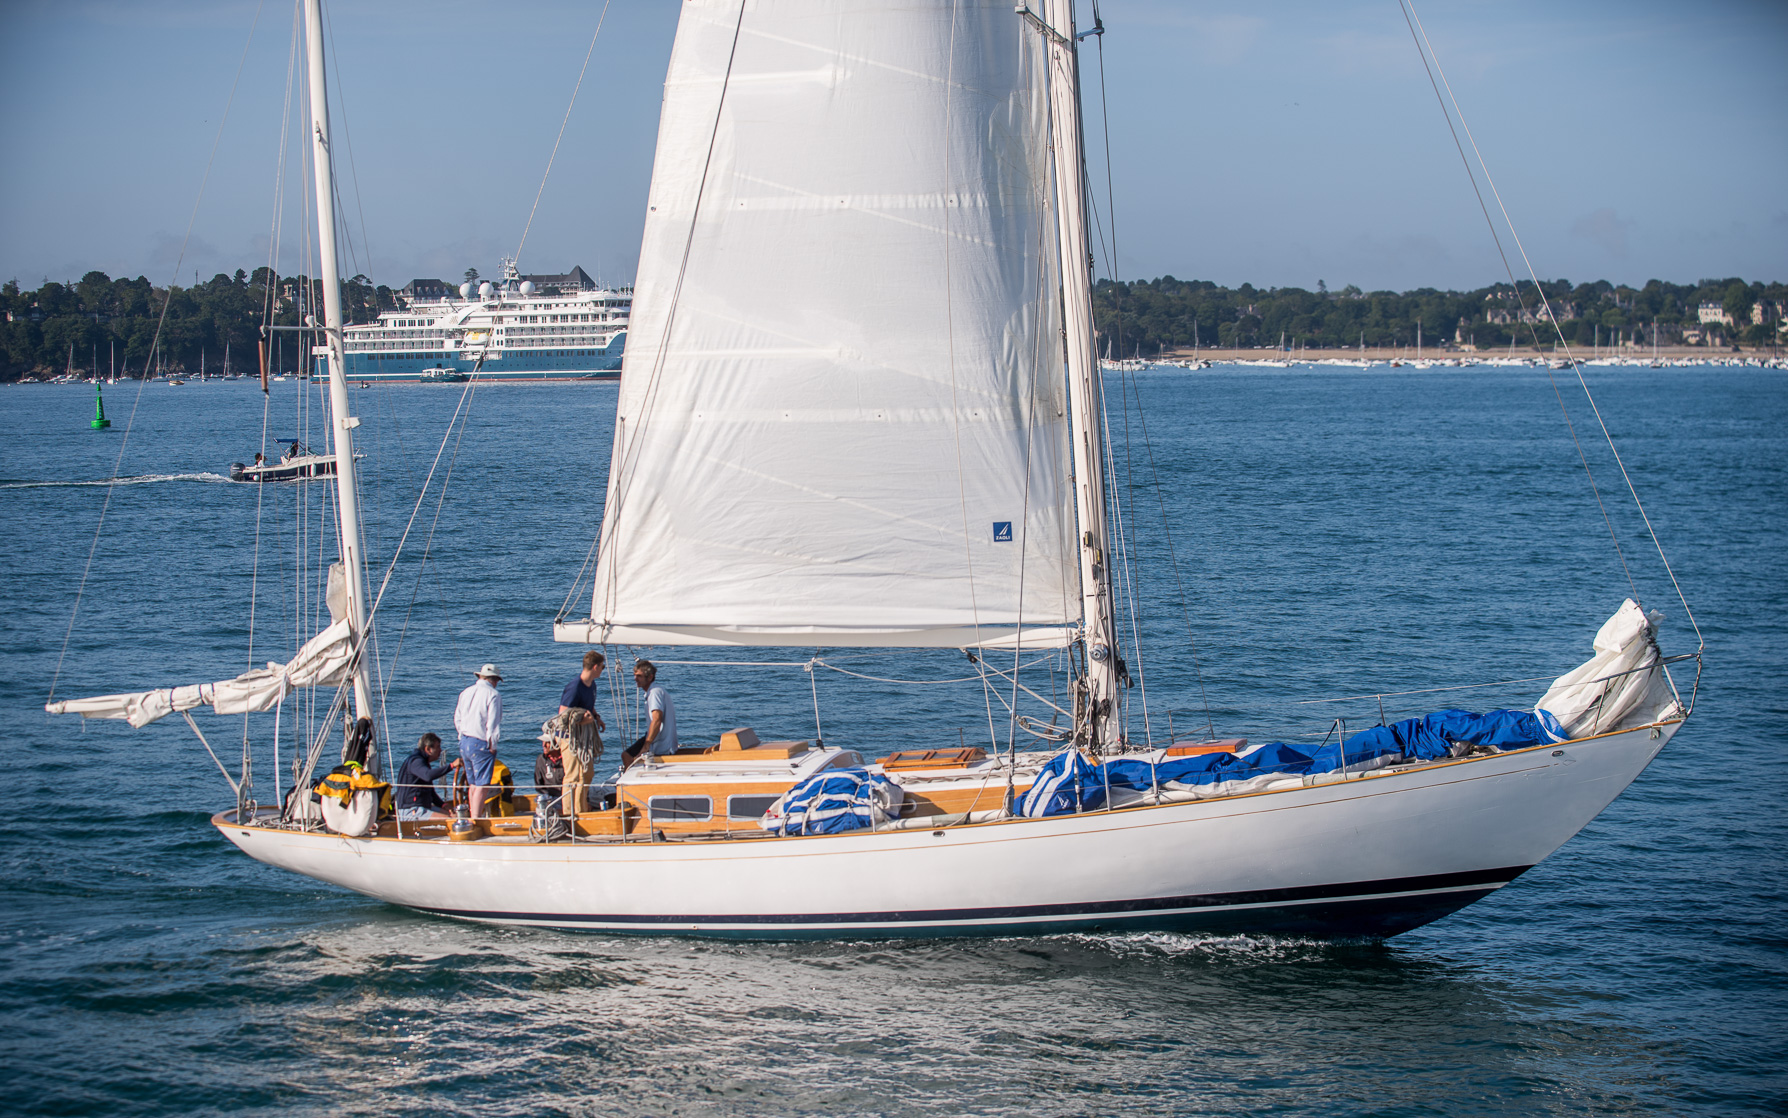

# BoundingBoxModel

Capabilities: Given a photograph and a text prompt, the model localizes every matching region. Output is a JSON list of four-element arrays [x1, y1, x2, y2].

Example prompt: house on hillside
[[400, 278, 453, 302], [520, 266, 599, 293]]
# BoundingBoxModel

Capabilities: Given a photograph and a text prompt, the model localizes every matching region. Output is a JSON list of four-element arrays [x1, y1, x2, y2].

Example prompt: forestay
[[45, 618, 355, 728], [559, 0, 1078, 649]]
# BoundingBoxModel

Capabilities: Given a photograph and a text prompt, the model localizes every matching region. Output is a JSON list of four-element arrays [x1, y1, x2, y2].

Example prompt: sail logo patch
[[992, 522, 1013, 542]]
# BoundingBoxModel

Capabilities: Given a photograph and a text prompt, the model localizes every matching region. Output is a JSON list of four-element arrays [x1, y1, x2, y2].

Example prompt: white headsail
[[557, 0, 1078, 649]]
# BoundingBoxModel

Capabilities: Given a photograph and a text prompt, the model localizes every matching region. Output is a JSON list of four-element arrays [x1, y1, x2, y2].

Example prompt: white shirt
[[454, 678, 503, 744], [645, 684, 678, 756]]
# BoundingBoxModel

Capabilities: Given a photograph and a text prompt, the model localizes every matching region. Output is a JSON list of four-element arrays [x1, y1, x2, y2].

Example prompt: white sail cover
[[1537, 600, 1679, 738], [45, 618, 355, 728], [562, 0, 1078, 649]]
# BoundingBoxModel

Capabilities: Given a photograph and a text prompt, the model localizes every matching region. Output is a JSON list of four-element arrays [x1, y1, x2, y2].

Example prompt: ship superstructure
[[342, 260, 629, 382]]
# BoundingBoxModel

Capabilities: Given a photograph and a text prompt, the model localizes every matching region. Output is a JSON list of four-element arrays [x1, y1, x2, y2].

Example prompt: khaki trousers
[[562, 750, 590, 816]]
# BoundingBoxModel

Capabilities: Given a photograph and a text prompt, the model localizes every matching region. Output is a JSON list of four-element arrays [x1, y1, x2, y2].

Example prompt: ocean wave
[[0, 472, 234, 489]]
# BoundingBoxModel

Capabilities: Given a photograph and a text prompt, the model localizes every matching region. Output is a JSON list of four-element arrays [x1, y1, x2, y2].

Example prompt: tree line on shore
[[1, 268, 394, 381], [1092, 276, 1787, 355], [4, 267, 1783, 380]]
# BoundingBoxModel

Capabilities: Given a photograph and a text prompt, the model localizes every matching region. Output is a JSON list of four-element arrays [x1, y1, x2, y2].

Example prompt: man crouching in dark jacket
[[535, 740, 566, 816], [395, 732, 459, 821]]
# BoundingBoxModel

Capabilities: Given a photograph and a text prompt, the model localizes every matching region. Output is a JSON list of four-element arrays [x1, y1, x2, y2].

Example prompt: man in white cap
[[454, 663, 504, 819]]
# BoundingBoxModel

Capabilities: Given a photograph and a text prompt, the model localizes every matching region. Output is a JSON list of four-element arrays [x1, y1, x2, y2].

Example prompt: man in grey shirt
[[622, 659, 678, 768]]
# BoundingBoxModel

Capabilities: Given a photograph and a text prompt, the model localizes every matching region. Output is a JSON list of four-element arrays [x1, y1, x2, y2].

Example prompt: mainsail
[[558, 0, 1079, 649]]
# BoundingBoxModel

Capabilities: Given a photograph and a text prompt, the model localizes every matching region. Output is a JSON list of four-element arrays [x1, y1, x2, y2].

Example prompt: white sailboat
[[48, 0, 1694, 940]]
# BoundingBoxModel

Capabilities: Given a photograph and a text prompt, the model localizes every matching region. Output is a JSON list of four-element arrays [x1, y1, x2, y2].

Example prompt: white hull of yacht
[[214, 720, 1677, 940]]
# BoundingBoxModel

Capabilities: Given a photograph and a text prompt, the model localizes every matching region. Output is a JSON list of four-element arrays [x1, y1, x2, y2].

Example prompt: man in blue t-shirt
[[555, 650, 606, 815], [559, 650, 608, 729]]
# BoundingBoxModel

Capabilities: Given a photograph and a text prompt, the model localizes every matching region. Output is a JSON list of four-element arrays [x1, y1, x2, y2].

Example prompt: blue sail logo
[[992, 522, 1013, 542]]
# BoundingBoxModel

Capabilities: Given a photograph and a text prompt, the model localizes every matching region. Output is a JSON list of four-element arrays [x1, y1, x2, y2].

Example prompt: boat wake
[[0, 472, 234, 489], [1054, 930, 1385, 962]]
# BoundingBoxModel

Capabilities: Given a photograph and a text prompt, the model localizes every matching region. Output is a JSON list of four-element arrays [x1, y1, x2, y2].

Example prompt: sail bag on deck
[[761, 768, 905, 835]]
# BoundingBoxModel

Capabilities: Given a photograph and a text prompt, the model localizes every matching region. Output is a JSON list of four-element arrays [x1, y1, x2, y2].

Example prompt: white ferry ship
[[341, 261, 628, 382]]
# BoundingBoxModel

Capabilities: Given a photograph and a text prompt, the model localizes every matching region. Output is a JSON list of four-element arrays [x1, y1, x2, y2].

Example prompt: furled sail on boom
[[45, 618, 355, 728], [556, 0, 1080, 649]]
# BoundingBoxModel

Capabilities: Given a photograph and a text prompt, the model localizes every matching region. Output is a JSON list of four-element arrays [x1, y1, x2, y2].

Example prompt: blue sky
[[1, 0, 1783, 294]]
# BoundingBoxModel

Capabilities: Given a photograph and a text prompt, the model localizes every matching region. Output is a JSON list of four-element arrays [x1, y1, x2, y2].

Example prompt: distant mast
[[304, 0, 375, 731]]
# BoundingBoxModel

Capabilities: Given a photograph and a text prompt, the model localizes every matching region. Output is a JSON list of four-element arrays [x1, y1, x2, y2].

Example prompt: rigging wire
[[375, 375, 483, 696], [1391, 5, 1626, 587], [245, 371, 273, 761], [259, 0, 301, 350], [1086, 0, 1123, 366], [515, 0, 614, 269], [938, 0, 1002, 751], [1007, 27, 1062, 799], [321, 0, 373, 282], [1111, 363, 1150, 743], [1118, 367, 1216, 738], [1079, 15, 1217, 742], [1084, 104, 1150, 748], [555, 528, 606, 623], [1076, 85, 1151, 745], [48, 0, 267, 706], [1397, 0, 1700, 653], [1094, 338, 1149, 744], [247, 0, 303, 792]]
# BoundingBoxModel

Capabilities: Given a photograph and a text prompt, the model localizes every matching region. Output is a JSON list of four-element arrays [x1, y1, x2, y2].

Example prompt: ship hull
[[342, 335, 625, 383], [214, 720, 1676, 940], [341, 359, 623, 383]]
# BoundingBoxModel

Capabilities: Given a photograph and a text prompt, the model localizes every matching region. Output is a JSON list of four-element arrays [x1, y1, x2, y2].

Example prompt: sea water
[[0, 367, 1781, 1115]]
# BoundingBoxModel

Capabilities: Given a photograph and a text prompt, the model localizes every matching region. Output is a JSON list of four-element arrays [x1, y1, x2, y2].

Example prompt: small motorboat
[[230, 441, 340, 482], [419, 366, 469, 383]]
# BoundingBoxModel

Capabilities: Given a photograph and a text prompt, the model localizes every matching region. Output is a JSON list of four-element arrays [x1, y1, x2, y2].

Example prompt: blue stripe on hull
[[409, 865, 1530, 941]]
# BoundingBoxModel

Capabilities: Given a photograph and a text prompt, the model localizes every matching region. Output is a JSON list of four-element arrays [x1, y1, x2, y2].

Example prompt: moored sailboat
[[47, 0, 1695, 939]]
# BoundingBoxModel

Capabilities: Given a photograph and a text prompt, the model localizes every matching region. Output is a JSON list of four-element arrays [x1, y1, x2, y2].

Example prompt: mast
[[1041, 0, 1122, 751], [304, 0, 374, 734]]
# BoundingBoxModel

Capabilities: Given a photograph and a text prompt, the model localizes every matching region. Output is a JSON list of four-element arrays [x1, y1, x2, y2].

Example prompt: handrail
[[1295, 653, 1697, 706]]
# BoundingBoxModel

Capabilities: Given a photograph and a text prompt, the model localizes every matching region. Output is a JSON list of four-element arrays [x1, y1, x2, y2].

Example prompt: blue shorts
[[397, 806, 443, 822], [459, 736, 496, 786]]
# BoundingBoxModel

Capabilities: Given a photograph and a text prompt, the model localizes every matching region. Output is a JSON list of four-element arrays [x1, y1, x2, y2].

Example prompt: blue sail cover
[[1019, 750, 1102, 817], [1020, 708, 1565, 818], [761, 769, 903, 836], [1306, 708, 1565, 771]]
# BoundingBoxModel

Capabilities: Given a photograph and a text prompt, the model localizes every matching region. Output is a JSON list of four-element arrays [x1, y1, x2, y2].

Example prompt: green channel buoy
[[90, 383, 111, 430]]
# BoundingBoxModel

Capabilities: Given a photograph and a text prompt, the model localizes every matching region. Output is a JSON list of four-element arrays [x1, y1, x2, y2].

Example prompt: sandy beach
[[1158, 345, 1776, 364]]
